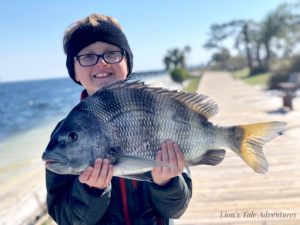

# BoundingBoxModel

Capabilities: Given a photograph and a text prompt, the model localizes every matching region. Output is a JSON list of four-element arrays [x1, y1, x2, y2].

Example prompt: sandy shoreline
[[0, 118, 61, 225]]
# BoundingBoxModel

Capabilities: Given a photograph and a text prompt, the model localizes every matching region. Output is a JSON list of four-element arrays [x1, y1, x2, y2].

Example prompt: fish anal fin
[[187, 149, 225, 166]]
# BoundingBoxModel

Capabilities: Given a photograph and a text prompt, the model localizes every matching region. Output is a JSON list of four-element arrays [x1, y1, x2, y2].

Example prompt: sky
[[0, 0, 296, 82]]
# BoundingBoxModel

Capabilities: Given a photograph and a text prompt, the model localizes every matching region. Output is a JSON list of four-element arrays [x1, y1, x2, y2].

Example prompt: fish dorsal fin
[[96, 79, 218, 119], [168, 90, 218, 119]]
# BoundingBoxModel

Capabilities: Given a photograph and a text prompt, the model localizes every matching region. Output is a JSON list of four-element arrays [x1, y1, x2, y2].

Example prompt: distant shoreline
[[0, 69, 168, 84]]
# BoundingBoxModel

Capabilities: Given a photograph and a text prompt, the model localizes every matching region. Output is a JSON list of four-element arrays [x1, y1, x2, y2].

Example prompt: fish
[[42, 78, 287, 181]]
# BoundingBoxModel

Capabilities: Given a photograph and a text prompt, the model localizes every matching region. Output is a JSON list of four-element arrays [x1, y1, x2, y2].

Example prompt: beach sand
[[0, 118, 60, 225]]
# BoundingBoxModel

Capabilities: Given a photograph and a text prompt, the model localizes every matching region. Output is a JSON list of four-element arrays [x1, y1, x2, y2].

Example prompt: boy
[[46, 13, 192, 225]]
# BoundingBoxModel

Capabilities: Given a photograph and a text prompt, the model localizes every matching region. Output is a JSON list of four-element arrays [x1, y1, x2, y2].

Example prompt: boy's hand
[[79, 158, 113, 190], [151, 141, 185, 186]]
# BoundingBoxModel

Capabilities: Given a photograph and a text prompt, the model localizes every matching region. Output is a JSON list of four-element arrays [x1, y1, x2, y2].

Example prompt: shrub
[[207, 55, 248, 71], [226, 56, 248, 71], [170, 67, 190, 83], [250, 66, 268, 75], [268, 72, 288, 89], [268, 55, 300, 89], [289, 55, 300, 72]]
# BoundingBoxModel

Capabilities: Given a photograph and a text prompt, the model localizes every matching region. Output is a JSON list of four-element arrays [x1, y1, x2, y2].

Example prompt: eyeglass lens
[[77, 51, 124, 67]]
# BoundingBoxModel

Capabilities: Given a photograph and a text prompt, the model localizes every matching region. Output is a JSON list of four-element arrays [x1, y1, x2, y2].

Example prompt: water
[[0, 77, 83, 141], [0, 72, 168, 142]]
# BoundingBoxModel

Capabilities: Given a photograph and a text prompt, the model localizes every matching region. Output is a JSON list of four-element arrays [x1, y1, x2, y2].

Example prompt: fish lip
[[43, 159, 61, 165], [42, 154, 67, 165], [43, 158, 66, 166], [42, 151, 69, 164]]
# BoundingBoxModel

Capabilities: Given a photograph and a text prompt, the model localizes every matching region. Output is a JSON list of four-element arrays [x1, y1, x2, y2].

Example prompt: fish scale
[[109, 107, 216, 161], [42, 79, 287, 178]]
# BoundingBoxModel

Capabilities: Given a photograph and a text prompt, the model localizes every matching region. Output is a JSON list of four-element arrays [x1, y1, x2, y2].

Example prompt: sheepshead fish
[[42, 79, 286, 181]]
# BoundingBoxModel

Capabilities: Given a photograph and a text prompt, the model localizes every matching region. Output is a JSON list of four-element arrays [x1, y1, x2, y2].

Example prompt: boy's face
[[74, 41, 128, 95]]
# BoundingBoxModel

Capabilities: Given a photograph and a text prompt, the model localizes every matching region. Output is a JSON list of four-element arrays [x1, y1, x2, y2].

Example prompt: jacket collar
[[80, 89, 88, 100]]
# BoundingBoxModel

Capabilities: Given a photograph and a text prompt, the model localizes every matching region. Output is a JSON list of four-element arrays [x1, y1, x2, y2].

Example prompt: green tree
[[212, 48, 230, 62], [163, 46, 191, 70], [204, 2, 300, 75], [204, 20, 257, 74], [259, 3, 300, 67]]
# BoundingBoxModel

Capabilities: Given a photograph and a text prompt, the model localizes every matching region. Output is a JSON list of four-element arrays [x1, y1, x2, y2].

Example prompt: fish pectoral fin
[[120, 171, 153, 182], [186, 149, 226, 166]]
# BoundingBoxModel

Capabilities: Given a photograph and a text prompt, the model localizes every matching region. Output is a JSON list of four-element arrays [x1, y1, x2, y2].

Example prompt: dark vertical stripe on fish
[[171, 100, 192, 145], [131, 89, 157, 113], [169, 97, 192, 123], [98, 89, 122, 117], [131, 89, 159, 153]]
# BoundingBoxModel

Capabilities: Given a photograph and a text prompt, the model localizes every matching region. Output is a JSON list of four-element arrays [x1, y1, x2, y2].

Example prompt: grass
[[231, 68, 271, 87], [183, 76, 201, 93]]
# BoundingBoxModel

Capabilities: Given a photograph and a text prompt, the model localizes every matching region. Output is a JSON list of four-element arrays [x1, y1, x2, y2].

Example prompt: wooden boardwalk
[[175, 71, 300, 225]]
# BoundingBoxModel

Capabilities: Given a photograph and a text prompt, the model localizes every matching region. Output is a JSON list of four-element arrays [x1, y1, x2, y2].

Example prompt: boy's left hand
[[151, 141, 185, 186]]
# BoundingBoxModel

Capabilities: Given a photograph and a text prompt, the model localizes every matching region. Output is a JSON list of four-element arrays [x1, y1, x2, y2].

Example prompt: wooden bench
[[278, 72, 300, 110]]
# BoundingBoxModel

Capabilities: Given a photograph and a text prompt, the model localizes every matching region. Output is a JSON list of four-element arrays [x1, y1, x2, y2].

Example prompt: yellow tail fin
[[237, 121, 286, 174]]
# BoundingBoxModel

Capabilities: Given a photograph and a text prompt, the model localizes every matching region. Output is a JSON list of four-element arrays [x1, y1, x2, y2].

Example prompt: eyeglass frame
[[74, 50, 126, 67]]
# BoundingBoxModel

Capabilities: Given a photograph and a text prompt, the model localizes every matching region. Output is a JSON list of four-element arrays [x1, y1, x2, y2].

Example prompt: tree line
[[162, 2, 300, 79], [204, 2, 300, 76]]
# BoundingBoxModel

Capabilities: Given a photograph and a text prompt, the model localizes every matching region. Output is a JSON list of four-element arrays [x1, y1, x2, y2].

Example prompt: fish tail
[[231, 121, 286, 174]]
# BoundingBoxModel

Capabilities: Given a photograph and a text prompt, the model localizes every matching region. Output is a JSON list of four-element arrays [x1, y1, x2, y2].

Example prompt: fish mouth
[[42, 151, 68, 165], [44, 159, 61, 165]]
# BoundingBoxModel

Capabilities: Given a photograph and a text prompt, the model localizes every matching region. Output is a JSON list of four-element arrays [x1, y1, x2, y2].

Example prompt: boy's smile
[[92, 72, 113, 79]]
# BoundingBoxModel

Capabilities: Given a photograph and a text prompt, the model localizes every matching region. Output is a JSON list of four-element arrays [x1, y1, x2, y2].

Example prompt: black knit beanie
[[66, 20, 133, 85]]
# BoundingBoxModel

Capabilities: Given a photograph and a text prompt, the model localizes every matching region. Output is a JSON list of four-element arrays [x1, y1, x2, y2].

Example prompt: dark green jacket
[[46, 170, 192, 225], [45, 122, 192, 225]]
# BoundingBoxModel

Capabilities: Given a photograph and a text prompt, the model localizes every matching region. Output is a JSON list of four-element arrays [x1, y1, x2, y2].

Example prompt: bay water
[[0, 73, 172, 179]]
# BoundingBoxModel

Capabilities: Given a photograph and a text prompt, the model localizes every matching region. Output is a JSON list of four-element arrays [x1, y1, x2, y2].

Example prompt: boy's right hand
[[79, 158, 113, 190]]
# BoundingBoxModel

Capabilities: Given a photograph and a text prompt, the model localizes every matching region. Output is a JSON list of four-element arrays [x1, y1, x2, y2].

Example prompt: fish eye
[[68, 132, 78, 142]]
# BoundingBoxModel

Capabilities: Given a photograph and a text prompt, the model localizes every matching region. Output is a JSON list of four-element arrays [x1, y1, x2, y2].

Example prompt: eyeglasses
[[75, 50, 125, 67]]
